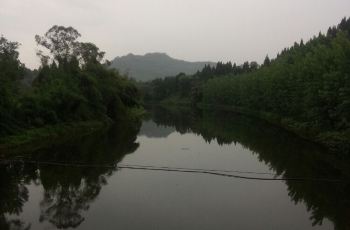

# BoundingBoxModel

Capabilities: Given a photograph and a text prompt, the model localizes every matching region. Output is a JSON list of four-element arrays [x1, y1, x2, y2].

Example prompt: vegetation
[[0, 26, 142, 147], [142, 18, 350, 153], [141, 61, 259, 103]]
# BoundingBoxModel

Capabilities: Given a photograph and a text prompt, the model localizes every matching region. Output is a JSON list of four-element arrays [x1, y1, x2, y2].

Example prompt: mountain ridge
[[110, 52, 215, 81]]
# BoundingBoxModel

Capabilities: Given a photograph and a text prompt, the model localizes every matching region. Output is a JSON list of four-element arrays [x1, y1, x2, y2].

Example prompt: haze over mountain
[[110, 53, 215, 81]]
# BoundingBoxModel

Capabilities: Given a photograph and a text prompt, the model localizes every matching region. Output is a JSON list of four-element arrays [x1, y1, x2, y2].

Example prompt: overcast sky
[[1, 0, 350, 69]]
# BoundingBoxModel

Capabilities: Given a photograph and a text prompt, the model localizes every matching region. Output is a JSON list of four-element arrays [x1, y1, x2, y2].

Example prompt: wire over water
[[0, 159, 347, 183]]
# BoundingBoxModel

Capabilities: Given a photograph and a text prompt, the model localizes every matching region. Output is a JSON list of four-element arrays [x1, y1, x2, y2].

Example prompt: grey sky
[[1, 0, 350, 69]]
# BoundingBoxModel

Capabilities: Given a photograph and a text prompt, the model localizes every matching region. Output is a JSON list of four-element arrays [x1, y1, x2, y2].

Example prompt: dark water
[[1, 106, 350, 230]]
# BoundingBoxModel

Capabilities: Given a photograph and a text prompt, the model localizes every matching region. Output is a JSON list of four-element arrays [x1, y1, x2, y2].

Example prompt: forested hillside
[[142, 18, 350, 153], [0, 26, 141, 143]]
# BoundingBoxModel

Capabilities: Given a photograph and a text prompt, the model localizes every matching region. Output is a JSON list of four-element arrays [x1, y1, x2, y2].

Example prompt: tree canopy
[[0, 26, 141, 138]]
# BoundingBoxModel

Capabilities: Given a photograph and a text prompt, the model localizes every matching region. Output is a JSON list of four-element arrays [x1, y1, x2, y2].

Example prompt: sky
[[1, 0, 350, 69]]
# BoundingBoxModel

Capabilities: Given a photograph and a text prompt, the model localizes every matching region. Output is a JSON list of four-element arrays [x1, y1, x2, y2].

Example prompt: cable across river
[[0, 159, 347, 183]]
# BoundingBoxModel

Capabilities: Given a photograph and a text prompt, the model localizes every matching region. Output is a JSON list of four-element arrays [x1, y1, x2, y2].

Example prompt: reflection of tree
[[0, 118, 141, 229], [151, 106, 350, 230], [0, 217, 31, 230], [39, 178, 104, 228], [0, 163, 34, 230], [150, 106, 198, 135], [35, 121, 141, 229]]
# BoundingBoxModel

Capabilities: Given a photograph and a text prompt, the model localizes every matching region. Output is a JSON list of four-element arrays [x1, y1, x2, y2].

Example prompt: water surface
[[1, 107, 349, 230]]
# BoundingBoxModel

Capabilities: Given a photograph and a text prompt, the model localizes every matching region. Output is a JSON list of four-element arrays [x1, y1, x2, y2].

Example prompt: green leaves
[[1, 26, 142, 138], [0, 36, 24, 135], [200, 18, 350, 148]]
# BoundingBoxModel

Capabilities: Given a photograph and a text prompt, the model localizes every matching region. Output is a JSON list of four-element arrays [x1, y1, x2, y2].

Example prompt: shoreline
[[146, 101, 349, 155], [0, 120, 109, 155]]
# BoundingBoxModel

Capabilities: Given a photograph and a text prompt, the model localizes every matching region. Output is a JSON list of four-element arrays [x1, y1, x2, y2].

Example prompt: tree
[[35, 25, 81, 66], [0, 35, 24, 135], [77, 42, 105, 66], [250, 61, 259, 71], [263, 55, 271, 66], [242, 61, 250, 72], [0, 36, 20, 61]]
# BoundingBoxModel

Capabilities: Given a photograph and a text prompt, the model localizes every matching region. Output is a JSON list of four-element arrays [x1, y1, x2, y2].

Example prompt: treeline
[[142, 18, 350, 152], [141, 60, 259, 102], [0, 26, 141, 138]]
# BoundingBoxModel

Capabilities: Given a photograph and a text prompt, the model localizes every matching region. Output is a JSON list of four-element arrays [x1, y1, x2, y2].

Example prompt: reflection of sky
[[7, 184, 47, 230], [83, 129, 333, 230], [7, 118, 334, 230], [130, 131, 270, 173], [138, 120, 176, 138]]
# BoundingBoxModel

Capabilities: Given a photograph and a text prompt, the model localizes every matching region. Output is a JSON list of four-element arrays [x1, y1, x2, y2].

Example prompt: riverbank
[[198, 103, 350, 155], [0, 107, 146, 155], [0, 120, 110, 155], [147, 102, 349, 155]]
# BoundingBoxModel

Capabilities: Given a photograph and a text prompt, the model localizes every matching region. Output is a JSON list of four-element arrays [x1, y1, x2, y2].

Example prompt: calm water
[[1, 106, 350, 230]]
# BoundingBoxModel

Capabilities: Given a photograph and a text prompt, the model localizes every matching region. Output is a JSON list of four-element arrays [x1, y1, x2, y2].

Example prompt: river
[[0, 106, 349, 230]]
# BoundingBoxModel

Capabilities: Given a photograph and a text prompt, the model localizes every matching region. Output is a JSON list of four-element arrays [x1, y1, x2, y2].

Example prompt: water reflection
[[0, 120, 141, 229], [147, 106, 350, 230], [0, 162, 32, 230], [138, 120, 175, 138], [0, 107, 349, 229]]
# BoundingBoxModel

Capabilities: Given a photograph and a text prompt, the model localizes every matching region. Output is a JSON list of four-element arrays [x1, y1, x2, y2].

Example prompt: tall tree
[[35, 26, 81, 66], [0, 35, 23, 134], [263, 55, 271, 66]]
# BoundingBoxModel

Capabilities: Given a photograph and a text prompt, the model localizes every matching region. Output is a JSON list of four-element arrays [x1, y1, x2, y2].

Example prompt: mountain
[[110, 52, 215, 81]]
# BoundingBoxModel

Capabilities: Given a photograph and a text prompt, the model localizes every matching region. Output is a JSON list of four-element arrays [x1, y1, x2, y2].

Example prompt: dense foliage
[[202, 18, 350, 150], [142, 61, 259, 103], [143, 18, 350, 152], [0, 36, 25, 135], [0, 26, 141, 138]]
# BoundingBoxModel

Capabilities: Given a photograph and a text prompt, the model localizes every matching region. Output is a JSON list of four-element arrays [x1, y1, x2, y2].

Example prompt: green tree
[[263, 55, 271, 66], [0, 36, 24, 135], [35, 25, 81, 67]]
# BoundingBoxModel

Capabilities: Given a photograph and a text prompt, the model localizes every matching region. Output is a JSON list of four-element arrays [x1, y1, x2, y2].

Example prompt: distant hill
[[110, 52, 215, 81]]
